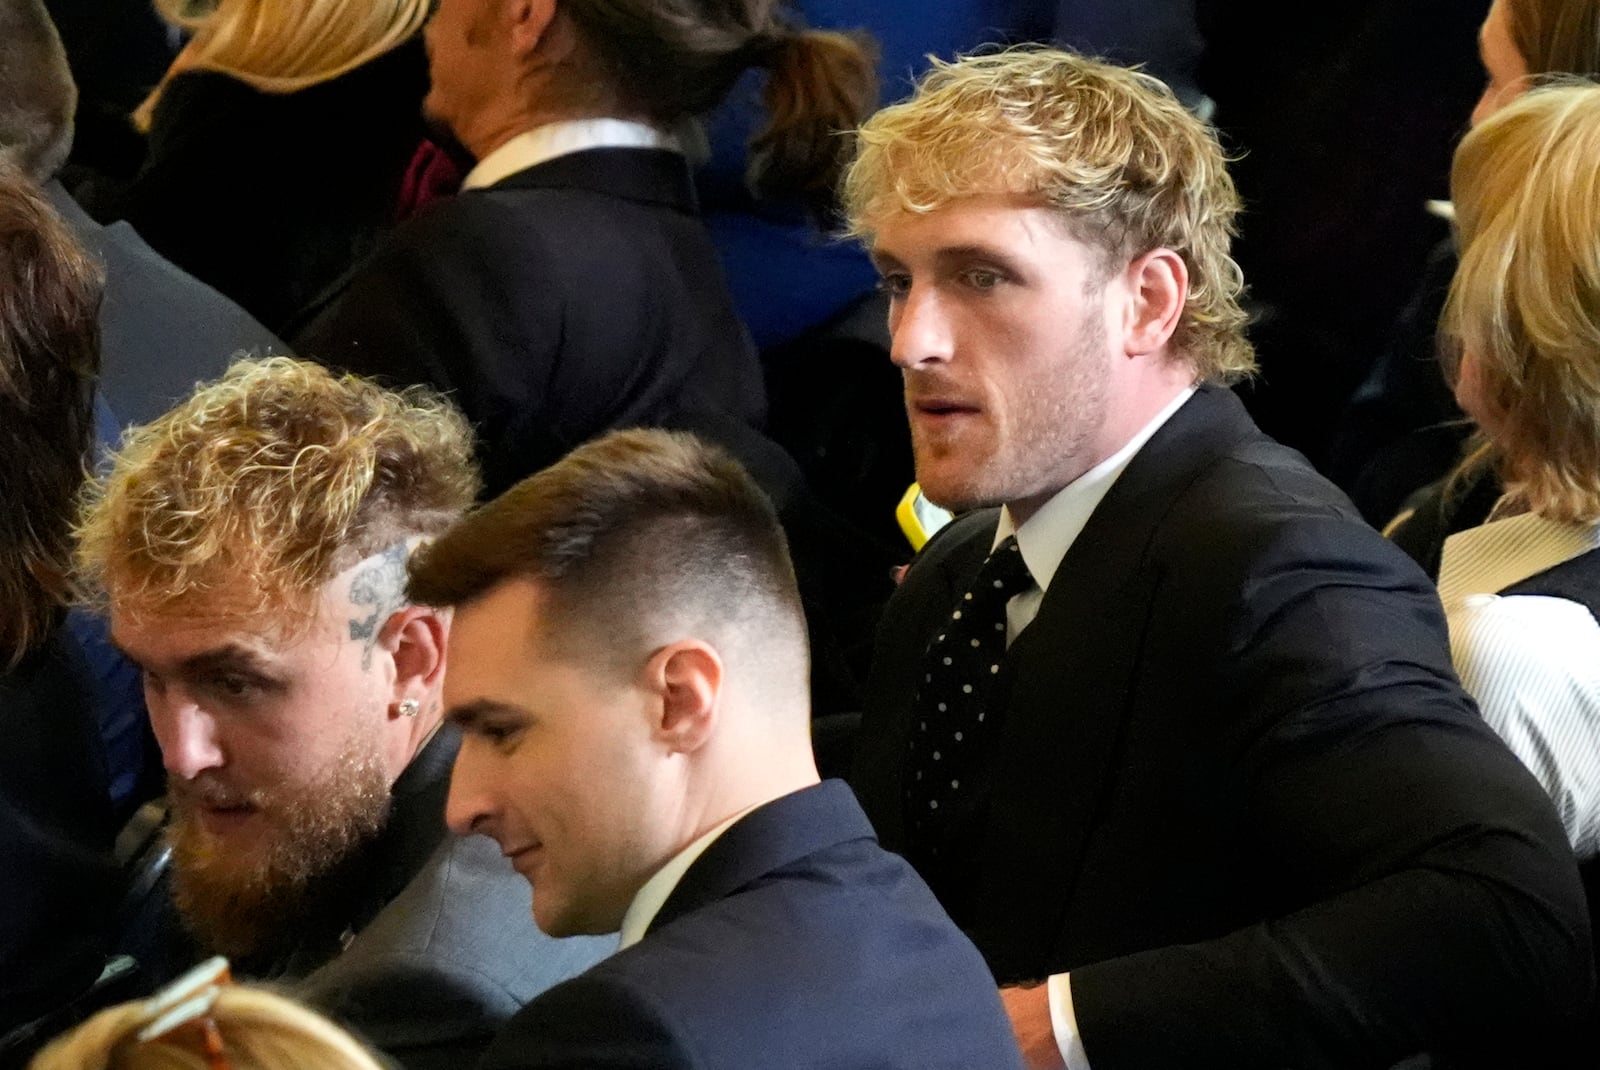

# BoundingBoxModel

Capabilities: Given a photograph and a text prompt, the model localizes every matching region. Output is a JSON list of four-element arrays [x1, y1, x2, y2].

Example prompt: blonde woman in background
[[106, 0, 433, 331], [1438, 82, 1600, 871], [31, 959, 388, 1070]]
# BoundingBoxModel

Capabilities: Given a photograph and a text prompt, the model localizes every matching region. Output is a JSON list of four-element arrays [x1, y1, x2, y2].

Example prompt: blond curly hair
[[76, 356, 479, 623], [843, 47, 1254, 384]]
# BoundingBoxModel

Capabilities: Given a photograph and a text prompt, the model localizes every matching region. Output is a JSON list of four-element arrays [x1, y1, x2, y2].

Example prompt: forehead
[[868, 194, 1102, 267], [445, 580, 542, 683], [109, 586, 336, 665]]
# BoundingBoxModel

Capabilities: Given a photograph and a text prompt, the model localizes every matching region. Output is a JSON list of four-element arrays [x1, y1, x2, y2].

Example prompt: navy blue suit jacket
[[479, 780, 1023, 1070]]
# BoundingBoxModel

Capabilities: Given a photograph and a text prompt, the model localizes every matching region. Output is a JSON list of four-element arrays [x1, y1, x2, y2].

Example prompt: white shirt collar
[[1438, 510, 1600, 610], [617, 803, 758, 949], [995, 386, 1196, 592], [462, 118, 683, 191]]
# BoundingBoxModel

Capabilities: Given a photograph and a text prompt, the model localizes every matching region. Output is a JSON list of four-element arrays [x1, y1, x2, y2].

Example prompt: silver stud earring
[[398, 698, 420, 718]]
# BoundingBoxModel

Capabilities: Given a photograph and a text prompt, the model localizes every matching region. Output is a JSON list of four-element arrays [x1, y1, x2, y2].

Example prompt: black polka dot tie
[[904, 536, 1033, 869]]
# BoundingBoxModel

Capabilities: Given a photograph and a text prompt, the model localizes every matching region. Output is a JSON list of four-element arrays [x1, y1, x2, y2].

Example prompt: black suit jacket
[[480, 780, 1024, 1070], [293, 147, 767, 498], [852, 386, 1593, 1069]]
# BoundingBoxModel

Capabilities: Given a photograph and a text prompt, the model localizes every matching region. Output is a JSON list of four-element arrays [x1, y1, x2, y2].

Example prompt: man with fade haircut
[[843, 48, 1593, 1069], [74, 357, 610, 1070], [407, 428, 1025, 1070]]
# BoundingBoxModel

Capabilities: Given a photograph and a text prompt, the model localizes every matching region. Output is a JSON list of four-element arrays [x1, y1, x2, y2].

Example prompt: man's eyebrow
[[931, 243, 1021, 268], [445, 699, 525, 730], [868, 248, 906, 273], [177, 644, 276, 677]]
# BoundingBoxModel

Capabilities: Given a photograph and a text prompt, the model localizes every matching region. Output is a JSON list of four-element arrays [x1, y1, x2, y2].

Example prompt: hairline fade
[[407, 427, 808, 674]]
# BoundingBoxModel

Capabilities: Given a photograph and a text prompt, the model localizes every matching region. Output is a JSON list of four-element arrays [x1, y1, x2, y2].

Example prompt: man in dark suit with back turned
[[291, 0, 787, 499], [845, 49, 1593, 1070], [407, 428, 1025, 1070]]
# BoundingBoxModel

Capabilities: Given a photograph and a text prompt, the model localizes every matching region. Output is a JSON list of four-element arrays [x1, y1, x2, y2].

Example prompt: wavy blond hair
[[29, 984, 387, 1070], [1445, 81, 1600, 523], [133, 0, 430, 131], [843, 47, 1253, 384], [75, 356, 478, 624]]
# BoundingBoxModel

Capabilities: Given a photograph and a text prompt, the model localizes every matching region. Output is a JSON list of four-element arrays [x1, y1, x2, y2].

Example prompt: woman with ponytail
[[294, 0, 877, 499]]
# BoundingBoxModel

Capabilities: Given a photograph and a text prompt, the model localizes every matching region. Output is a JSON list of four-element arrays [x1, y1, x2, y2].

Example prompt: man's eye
[[210, 673, 259, 699], [478, 723, 521, 747], [875, 273, 912, 298], [963, 268, 1002, 290]]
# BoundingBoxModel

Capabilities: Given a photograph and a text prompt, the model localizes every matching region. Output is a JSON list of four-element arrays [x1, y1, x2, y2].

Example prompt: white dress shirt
[[1438, 509, 1600, 859], [617, 804, 760, 950], [462, 118, 683, 192], [989, 387, 1195, 1070]]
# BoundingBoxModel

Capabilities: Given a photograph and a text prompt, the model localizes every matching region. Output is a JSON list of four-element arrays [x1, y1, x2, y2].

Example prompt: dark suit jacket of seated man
[[482, 780, 1026, 1070], [841, 48, 1593, 1070]]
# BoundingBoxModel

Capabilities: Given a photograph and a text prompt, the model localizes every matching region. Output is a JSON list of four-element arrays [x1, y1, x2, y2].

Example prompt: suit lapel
[[972, 387, 1256, 978]]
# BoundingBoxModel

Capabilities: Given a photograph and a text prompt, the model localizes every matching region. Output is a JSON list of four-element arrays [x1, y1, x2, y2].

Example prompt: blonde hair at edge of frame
[[1445, 81, 1600, 523], [842, 47, 1255, 386], [29, 985, 388, 1070], [74, 355, 479, 627], [133, 0, 431, 130]]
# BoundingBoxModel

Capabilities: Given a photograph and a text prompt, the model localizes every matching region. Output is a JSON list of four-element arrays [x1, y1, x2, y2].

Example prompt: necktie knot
[[970, 536, 1032, 604]]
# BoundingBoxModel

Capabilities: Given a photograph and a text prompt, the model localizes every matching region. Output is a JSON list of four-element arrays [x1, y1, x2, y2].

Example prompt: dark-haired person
[[408, 428, 1025, 1070], [293, 0, 875, 498], [0, 0, 281, 430], [75, 357, 609, 1070], [0, 164, 117, 1042]]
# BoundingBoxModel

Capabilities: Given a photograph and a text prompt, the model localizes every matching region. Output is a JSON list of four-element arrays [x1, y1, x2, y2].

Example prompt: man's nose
[[444, 744, 495, 838], [888, 285, 953, 370], [150, 695, 226, 781]]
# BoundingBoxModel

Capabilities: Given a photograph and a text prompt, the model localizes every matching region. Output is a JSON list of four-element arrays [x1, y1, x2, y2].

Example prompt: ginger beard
[[167, 723, 391, 959]]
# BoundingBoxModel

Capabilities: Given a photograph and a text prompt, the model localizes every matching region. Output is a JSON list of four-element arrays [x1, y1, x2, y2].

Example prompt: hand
[[1000, 984, 1067, 1070]]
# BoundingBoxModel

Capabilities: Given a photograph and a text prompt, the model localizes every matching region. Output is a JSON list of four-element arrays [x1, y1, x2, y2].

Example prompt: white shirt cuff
[[1047, 972, 1091, 1070]]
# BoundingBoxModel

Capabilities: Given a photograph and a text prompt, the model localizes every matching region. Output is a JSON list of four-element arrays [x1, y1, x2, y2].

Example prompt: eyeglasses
[[135, 956, 234, 1070]]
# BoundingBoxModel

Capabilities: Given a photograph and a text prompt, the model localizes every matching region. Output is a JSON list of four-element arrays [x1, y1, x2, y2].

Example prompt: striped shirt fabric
[[1439, 511, 1600, 859]]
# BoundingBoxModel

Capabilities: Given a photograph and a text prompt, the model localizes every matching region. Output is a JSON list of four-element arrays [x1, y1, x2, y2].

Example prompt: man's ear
[[1121, 247, 1188, 357], [505, 0, 559, 57], [381, 605, 450, 714], [642, 640, 723, 755]]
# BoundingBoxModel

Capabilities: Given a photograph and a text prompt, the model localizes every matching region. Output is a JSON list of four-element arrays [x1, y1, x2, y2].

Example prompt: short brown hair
[[844, 47, 1254, 384], [408, 428, 806, 670], [0, 162, 100, 668], [76, 356, 479, 623]]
